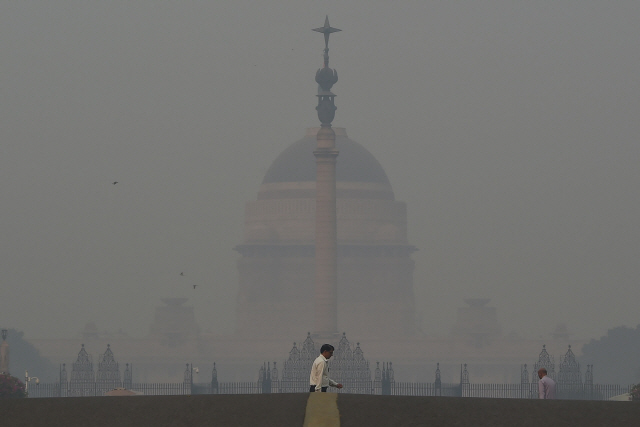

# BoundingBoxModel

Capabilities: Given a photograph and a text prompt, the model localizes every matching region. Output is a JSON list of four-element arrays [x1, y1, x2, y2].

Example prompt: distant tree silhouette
[[4, 329, 57, 382], [581, 324, 640, 385]]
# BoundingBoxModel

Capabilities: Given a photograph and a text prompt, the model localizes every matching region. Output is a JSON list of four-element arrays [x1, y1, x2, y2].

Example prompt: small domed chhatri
[[235, 128, 417, 339]]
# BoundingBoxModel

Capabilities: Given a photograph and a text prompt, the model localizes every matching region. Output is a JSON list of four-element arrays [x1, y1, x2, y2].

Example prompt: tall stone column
[[313, 128, 338, 336], [312, 17, 341, 339]]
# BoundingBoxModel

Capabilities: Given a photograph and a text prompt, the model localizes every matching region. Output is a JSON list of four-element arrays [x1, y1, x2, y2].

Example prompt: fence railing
[[466, 383, 532, 399], [25, 383, 64, 398], [26, 381, 631, 400], [391, 382, 461, 397], [129, 383, 192, 396]]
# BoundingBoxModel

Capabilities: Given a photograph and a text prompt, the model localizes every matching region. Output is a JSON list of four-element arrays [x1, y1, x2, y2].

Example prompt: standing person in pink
[[309, 344, 343, 392], [538, 368, 556, 399]]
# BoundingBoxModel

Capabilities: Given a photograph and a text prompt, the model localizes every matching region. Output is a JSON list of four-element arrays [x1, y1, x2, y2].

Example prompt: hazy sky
[[1, 1, 639, 341]]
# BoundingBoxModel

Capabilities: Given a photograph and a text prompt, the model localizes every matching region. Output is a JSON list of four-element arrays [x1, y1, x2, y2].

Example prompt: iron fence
[[27, 341, 630, 401], [129, 383, 191, 396], [25, 383, 64, 398], [389, 382, 460, 397], [25, 381, 631, 400], [26, 382, 192, 397]]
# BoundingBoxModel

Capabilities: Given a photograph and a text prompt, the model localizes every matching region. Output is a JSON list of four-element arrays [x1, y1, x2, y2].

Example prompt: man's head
[[538, 368, 547, 379], [320, 344, 335, 359]]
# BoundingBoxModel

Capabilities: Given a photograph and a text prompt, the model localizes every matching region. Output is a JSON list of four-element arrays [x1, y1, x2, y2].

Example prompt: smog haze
[[1, 1, 639, 342]]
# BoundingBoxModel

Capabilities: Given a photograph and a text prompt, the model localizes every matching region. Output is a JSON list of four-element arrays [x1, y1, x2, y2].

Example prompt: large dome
[[262, 128, 391, 185]]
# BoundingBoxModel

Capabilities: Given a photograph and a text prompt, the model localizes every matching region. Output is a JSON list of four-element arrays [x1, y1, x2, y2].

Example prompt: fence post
[[381, 363, 390, 395], [59, 363, 68, 398], [585, 364, 593, 400], [184, 363, 193, 395], [374, 362, 382, 395], [211, 362, 219, 394], [460, 364, 470, 397], [258, 362, 272, 394], [265, 362, 272, 394], [123, 363, 132, 390], [521, 364, 530, 399], [271, 361, 279, 393], [435, 363, 442, 397]]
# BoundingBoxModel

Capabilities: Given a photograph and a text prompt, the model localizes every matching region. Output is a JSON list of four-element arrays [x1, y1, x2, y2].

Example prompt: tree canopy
[[3, 329, 57, 382]]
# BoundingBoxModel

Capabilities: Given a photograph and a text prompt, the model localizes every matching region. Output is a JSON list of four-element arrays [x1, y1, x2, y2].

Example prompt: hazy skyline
[[1, 1, 639, 341]]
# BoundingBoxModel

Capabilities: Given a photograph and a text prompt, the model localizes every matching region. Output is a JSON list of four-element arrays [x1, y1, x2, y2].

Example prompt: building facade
[[235, 128, 417, 340]]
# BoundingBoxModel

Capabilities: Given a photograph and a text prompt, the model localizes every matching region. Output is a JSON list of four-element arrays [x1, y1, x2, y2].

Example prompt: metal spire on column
[[312, 16, 341, 339]]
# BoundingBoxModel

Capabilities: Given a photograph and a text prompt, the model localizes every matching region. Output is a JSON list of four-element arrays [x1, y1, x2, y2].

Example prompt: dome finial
[[313, 17, 341, 126], [312, 16, 341, 52]]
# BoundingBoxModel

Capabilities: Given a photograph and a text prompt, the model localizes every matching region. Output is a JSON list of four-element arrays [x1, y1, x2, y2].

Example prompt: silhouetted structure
[[96, 344, 121, 394], [532, 344, 556, 382], [69, 344, 94, 397]]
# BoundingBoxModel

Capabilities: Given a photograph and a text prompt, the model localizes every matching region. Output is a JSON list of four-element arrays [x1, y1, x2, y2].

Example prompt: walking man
[[310, 344, 343, 392], [538, 368, 556, 399]]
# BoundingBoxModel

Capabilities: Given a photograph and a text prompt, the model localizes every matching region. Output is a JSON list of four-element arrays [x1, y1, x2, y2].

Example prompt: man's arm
[[327, 378, 343, 389], [538, 379, 545, 399]]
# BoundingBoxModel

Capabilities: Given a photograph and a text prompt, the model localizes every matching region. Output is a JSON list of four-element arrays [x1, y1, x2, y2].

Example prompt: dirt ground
[[1, 393, 639, 427], [0, 394, 308, 427], [337, 394, 640, 427]]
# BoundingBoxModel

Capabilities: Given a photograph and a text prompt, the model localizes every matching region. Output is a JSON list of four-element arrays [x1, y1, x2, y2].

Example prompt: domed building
[[235, 127, 417, 340]]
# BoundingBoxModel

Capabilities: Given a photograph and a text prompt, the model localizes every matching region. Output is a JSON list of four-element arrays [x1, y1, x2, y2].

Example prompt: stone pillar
[[313, 126, 339, 337], [311, 17, 341, 339]]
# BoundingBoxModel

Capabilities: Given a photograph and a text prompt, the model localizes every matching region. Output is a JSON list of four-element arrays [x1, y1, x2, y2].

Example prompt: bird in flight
[[193, 285, 197, 289], [180, 272, 184, 276], [113, 181, 118, 185]]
